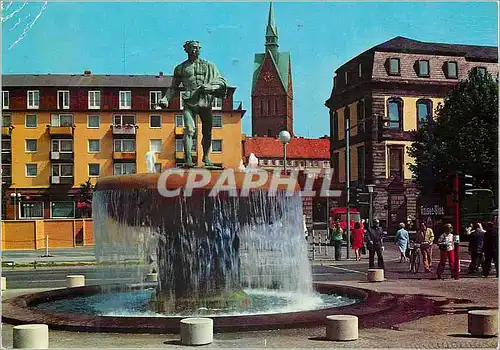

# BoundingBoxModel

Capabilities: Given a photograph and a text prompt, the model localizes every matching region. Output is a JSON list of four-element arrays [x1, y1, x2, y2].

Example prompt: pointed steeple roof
[[266, 1, 278, 38]]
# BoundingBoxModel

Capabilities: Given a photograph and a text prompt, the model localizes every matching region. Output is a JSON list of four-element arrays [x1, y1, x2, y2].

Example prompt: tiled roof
[[244, 136, 330, 159]]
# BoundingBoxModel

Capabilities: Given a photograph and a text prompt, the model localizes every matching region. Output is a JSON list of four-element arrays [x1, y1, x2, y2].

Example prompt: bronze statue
[[158, 40, 227, 167]]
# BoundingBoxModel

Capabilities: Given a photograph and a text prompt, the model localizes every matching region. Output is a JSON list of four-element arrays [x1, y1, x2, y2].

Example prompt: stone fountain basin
[[0, 282, 425, 333]]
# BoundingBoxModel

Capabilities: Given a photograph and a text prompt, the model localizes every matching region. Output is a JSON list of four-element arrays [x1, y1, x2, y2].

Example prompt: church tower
[[251, 1, 293, 137]]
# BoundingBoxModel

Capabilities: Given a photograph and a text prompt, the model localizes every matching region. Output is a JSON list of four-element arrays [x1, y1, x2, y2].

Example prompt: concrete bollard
[[13, 324, 49, 349], [325, 315, 358, 341], [66, 275, 85, 288], [1, 276, 6, 291], [180, 318, 213, 345], [146, 273, 158, 282], [468, 310, 498, 337], [367, 269, 384, 282]]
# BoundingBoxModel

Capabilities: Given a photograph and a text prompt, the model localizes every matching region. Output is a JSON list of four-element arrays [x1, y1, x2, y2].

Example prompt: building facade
[[1, 72, 245, 220], [242, 136, 332, 230], [325, 36, 498, 233], [251, 2, 293, 137]]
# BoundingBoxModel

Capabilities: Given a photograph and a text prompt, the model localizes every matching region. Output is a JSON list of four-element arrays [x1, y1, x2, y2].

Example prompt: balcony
[[2, 152, 11, 163], [50, 151, 74, 162], [175, 151, 197, 160], [175, 126, 184, 136], [51, 176, 74, 185], [113, 152, 136, 160], [2, 175, 12, 186], [48, 125, 74, 137], [2, 126, 13, 136], [112, 124, 137, 135]]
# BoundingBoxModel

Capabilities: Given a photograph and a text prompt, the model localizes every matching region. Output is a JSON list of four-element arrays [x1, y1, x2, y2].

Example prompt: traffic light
[[458, 172, 475, 201]]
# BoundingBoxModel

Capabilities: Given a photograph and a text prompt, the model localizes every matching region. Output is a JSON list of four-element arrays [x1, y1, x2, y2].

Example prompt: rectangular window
[[175, 139, 184, 152], [333, 112, 339, 141], [57, 90, 70, 109], [212, 97, 222, 110], [476, 67, 487, 76], [446, 61, 458, 78], [2, 91, 9, 109], [417, 100, 432, 128], [150, 115, 161, 128], [150, 91, 161, 109], [88, 139, 100, 153], [25, 115, 37, 128], [212, 139, 222, 153], [113, 163, 136, 175], [388, 100, 402, 130], [150, 139, 162, 153], [2, 164, 12, 177], [50, 139, 72, 153], [2, 139, 11, 152], [113, 115, 135, 126], [333, 153, 339, 183], [88, 91, 101, 109], [175, 115, 184, 127], [51, 114, 73, 127], [114, 139, 136, 152], [2, 115, 11, 127], [213, 115, 222, 128], [87, 115, 100, 128], [119, 91, 131, 109], [51, 201, 75, 218], [27, 90, 40, 109], [25, 139, 37, 152], [389, 58, 400, 75], [25, 164, 37, 177], [88, 164, 100, 177], [357, 101, 365, 133], [418, 60, 430, 77], [20, 202, 43, 219], [52, 164, 74, 177], [344, 71, 348, 84], [357, 146, 365, 182], [154, 163, 162, 173], [358, 63, 362, 78], [389, 147, 404, 179]]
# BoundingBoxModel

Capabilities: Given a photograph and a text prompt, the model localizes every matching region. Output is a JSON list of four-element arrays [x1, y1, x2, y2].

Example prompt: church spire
[[265, 1, 279, 56]]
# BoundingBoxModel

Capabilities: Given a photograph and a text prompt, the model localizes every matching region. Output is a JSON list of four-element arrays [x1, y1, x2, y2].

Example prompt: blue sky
[[2, 1, 498, 137]]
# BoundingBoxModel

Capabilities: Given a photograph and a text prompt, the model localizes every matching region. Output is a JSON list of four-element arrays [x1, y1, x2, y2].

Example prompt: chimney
[[84, 70, 92, 76], [159, 71, 164, 77]]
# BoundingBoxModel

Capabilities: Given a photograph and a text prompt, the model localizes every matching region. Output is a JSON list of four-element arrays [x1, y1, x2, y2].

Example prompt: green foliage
[[407, 70, 498, 198], [76, 178, 94, 218]]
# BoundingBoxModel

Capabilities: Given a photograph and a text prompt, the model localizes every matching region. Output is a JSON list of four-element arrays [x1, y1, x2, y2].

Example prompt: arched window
[[357, 100, 365, 133], [268, 100, 271, 115], [387, 97, 403, 130], [416, 99, 433, 128]]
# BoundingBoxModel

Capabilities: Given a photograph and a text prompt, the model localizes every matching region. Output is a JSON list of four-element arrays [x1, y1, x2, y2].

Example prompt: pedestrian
[[352, 221, 365, 261], [395, 222, 409, 263], [416, 222, 435, 272], [468, 222, 485, 273], [365, 219, 385, 269], [330, 220, 344, 261], [481, 221, 498, 278], [436, 223, 456, 279]]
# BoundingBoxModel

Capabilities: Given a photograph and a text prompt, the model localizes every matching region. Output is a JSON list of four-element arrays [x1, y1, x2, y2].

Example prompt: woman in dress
[[395, 222, 409, 263], [352, 221, 365, 261]]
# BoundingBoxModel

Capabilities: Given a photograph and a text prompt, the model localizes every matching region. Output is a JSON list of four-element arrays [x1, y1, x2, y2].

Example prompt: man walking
[[416, 222, 435, 272], [365, 219, 385, 269]]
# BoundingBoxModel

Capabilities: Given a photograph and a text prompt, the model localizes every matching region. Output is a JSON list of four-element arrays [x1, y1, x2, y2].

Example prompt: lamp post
[[345, 117, 351, 259], [367, 184, 375, 227], [279, 130, 291, 173], [10, 192, 21, 220]]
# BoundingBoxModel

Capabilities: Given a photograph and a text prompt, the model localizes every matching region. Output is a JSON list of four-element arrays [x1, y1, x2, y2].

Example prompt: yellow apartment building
[[1, 71, 245, 220]]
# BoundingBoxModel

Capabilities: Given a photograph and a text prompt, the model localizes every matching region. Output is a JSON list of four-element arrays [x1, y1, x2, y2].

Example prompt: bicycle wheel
[[414, 251, 421, 273]]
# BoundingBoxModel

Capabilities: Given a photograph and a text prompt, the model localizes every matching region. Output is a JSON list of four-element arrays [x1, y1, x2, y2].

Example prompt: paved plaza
[[1, 244, 498, 348]]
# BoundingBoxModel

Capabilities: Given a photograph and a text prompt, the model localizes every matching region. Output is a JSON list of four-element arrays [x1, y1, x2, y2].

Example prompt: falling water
[[92, 187, 314, 314]]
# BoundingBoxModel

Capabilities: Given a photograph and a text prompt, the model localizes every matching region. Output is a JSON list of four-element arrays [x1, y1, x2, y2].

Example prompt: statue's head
[[184, 40, 201, 57]]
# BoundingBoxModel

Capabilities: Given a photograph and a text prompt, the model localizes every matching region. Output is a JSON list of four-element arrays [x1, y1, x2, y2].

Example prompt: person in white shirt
[[436, 223, 457, 279]]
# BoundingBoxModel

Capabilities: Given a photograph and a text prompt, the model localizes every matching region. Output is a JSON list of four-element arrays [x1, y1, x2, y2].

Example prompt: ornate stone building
[[251, 2, 293, 137], [325, 36, 498, 233]]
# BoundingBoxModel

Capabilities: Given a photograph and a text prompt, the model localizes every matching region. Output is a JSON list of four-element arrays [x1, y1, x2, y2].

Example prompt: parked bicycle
[[408, 241, 421, 274]]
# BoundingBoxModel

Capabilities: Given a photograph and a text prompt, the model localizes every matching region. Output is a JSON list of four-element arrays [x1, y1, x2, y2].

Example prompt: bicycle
[[408, 241, 421, 274]]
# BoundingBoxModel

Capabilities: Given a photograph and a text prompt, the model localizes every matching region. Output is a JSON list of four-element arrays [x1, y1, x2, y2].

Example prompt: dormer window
[[344, 71, 348, 85], [358, 63, 362, 78], [446, 61, 458, 78], [418, 60, 430, 77], [389, 58, 400, 75]]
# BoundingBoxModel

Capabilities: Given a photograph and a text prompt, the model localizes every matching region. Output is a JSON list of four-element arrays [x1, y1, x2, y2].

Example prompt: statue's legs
[[199, 108, 213, 165], [183, 107, 196, 167]]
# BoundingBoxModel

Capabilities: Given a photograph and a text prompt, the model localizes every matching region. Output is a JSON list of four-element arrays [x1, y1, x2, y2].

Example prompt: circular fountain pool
[[35, 287, 361, 317]]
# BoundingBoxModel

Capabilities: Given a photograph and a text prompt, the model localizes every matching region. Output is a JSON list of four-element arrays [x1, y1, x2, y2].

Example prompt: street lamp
[[10, 192, 21, 220], [367, 184, 375, 227], [279, 130, 291, 173]]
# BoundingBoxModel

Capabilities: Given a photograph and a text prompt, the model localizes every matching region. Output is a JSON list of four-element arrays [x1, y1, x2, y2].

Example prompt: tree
[[407, 70, 498, 198], [76, 179, 94, 218]]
